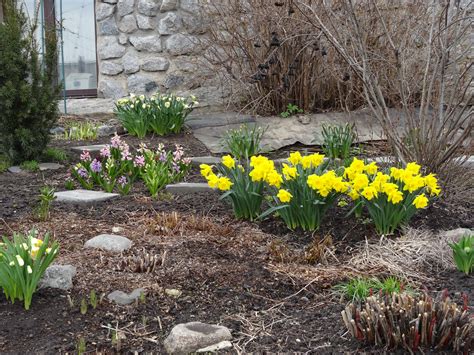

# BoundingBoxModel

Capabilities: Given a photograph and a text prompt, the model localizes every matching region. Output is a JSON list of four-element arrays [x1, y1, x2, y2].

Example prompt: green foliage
[[60, 122, 98, 141], [448, 235, 473, 275], [89, 290, 97, 309], [0, 155, 11, 173], [80, 298, 88, 315], [20, 160, 40, 172], [35, 186, 56, 221], [321, 123, 357, 163], [76, 338, 86, 355], [223, 125, 266, 161], [43, 147, 68, 162], [0, 230, 59, 310], [0, 1, 60, 164], [114, 94, 197, 138], [335, 276, 406, 302], [280, 103, 303, 118]]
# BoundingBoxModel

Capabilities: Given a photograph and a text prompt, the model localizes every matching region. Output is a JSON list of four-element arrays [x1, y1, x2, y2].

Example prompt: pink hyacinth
[[100, 145, 111, 158], [134, 155, 145, 167], [111, 134, 122, 148], [80, 151, 91, 162]]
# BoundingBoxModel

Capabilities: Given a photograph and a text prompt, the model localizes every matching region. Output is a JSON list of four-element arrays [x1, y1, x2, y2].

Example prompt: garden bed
[[0, 132, 472, 353]]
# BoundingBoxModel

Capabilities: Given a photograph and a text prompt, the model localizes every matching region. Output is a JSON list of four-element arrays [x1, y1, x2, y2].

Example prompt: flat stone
[[84, 234, 132, 252], [190, 156, 221, 166], [39, 264, 76, 291], [186, 112, 256, 130], [50, 126, 65, 135], [136, 14, 158, 30], [99, 80, 127, 99], [54, 189, 119, 204], [128, 74, 157, 94], [7, 166, 23, 173], [118, 14, 138, 33], [39, 163, 63, 171], [117, 0, 135, 17], [100, 61, 124, 76], [197, 341, 233, 353], [161, 0, 177, 12], [166, 33, 198, 56], [158, 12, 182, 35], [165, 183, 212, 194], [442, 228, 472, 240], [99, 37, 126, 59], [130, 35, 163, 52], [98, 125, 118, 137], [138, 0, 160, 16], [108, 288, 145, 305], [141, 57, 170, 72], [122, 51, 140, 74], [164, 322, 232, 355], [71, 144, 108, 153], [96, 3, 115, 21], [180, 0, 200, 13], [98, 16, 119, 36]]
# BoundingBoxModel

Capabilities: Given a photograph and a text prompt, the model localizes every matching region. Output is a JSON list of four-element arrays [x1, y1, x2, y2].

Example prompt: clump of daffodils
[[0, 231, 59, 310], [343, 159, 441, 235]]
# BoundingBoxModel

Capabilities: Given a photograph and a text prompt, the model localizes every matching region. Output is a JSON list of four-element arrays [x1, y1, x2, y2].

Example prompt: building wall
[[95, 0, 223, 106]]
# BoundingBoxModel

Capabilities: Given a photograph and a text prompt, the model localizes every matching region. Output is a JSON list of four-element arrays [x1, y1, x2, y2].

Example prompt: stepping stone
[[197, 341, 233, 353], [186, 112, 255, 130], [39, 264, 76, 291], [8, 163, 64, 173], [84, 234, 132, 253], [164, 322, 232, 355], [71, 144, 107, 153], [108, 288, 145, 305], [54, 189, 119, 204], [190, 156, 221, 166], [442, 228, 472, 240], [165, 183, 212, 195]]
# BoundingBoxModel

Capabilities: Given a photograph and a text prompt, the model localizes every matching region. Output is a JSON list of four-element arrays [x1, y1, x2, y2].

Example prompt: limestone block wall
[[95, 0, 223, 106]]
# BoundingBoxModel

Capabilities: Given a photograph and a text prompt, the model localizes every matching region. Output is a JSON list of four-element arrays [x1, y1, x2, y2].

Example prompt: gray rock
[[136, 14, 158, 30], [158, 12, 182, 35], [182, 14, 207, 34], [180, 0, 200, 13], [71, 144, 108, 153], [164, 322, 232, 355], [84, 234, 132, 253], [39, 265, 76, 291], [166, 34, 199, 56], [127, 74, 157, 93], [108, 288, 145, 305], [122, 51, 140, 74], [54, 189, 119, 204], [50, 126, 65, 135], [98, 125, 118, 137], [118, 33, 128, 45], [118, 14, 138, 33], [138, 0, 160, 16], [161, 0, 177, 12], [96, 3, 116, 21], [186, 113, 255, 130], [99, 80, 127, 99], [197, 341, 233, 353], [141, 57, 170, 71], [103, 0, 118, 3], [99, 38, 126, 60], [39, 163, 63, 171], [7, 166, 23, 174], [130, 35, 162, 52], [190, 156, 221, 166], [174, 57, 198, 72], [98, 17, 119, 36], [165, 182, 212, 195], [100, 61, 124, 76], [164, 74, 185, 89], [117, 0, 135, 17], [442, 228, 473, 240], [165, 289, 182, 298]]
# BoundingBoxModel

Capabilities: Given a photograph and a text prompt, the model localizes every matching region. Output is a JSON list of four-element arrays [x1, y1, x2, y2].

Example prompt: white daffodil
[[16, 255, 24, 267], [27, 265, 33, 274]]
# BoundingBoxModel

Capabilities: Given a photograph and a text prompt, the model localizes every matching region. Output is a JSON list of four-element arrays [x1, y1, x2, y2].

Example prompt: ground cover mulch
[[0, 131, 472, 353]]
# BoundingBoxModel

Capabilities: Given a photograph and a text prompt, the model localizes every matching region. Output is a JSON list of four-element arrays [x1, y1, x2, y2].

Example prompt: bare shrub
[[295, 0, 473, 175]]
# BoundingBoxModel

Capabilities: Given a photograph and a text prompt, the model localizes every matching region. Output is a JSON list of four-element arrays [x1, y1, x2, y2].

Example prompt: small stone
[[100, 61, 124, 76], [190, 156, 220, 166], [39, 163, 63, 171], [99, 80, 127, 99], [165, 183, 212, 195], [118, 33, 128, 45], [97, 124, 117, 137], [39, 265, 76, 291], [112, 226, 124, 233], [161, 0, 177, 12], [180, 0, 200, 13], [129, 35, 163, 52], [164, 322, 232, 355], [117, 0, 135, 17], [99, 38, 126, 60], [165, 289, 182, 298], [118, 14, 138, 33], [96, 3, 115, 21], [8, 166, 24, 174], [71, 144, 108, 153], [127, 74, 157, 94], [442, 228, 473, 240], [137, 0, 160, 16], [98, 17, 119, 36], [84, 234, 132, 253], [108, 288, 145, 305], [166, 33, 198, 56], [196, 341, 232, 353], [136, 14, 158, 30], [141, 57, 170, 72], [122, 51, 140, 74], [50, 126, 65, 135], [158, 12, 182, 35], [164, 74, 184, 89], [54, 189, 119, 204]]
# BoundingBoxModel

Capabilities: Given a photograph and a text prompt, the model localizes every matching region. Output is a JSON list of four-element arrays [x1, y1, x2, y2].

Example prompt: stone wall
[[96, 0, 224, 107]]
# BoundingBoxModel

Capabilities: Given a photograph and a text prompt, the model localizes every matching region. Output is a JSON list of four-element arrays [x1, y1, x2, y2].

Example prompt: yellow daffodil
[[288, 151, 302, 166], [361, 186, 378, 200], [200, 164, 213, 178], [282, 163, 298, 180], [207, 174, 220, 189], [222, 155, 236, 169], [386, 189, 403, 204], [364, 162, 378, 175], [413, 193, 429, 209], [352, 173, 369, 191], [406, 162, 421, 175], [277, 189, 293, 203], [217, 177, 233, 191], [265, 170, 283, 188]]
